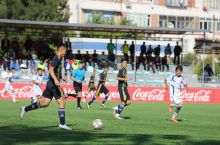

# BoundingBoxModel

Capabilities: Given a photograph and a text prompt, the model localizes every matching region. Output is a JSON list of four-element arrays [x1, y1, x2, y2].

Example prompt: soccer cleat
[[13, 100, 19, 103], [59, 124, 72, 130], [100, 103, 106, 108], [112, 106, 118, 115], [169, 104, 173, 113], [115, 113, 123, 120], [170, 118, 178, 123], [87, 103, 91, 109], [20, 106, 26, 119], [77, 106, 82, 110]]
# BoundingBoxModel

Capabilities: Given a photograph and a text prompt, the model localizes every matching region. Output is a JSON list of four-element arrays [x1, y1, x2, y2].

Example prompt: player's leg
[[100, 86, 110, 107], [87, 85, 100, 108], [77, 91, 83, 109], [170, 95, 183, 122]]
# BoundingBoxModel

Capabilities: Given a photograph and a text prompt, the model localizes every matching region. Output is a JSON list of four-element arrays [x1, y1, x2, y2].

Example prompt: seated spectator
[[75, 50, 82, 60], [146, 55, 155, 74], [162, 55, 169, 72], [154, 56, 161, 71], [7, 48, 15, 60], [11, 37, 20, 55], [204, 64, 214, 83], [84, 51, 92, 67], [24, 36, 33, 52], [108, 51, 115, 68], [2, 58, 10, 71], [38, 60, 46, 71]]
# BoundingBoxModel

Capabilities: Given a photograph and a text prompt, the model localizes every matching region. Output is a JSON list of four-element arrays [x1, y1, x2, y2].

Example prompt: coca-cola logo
[[132, 88, 165, 101], [182, 90, 211, 102]]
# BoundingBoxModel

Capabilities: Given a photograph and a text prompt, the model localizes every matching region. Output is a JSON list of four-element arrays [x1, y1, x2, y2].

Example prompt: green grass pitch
[[0, 100, 220, 145]]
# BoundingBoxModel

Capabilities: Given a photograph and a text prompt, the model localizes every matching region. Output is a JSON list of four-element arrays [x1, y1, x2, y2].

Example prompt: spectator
[[107, 39, 116, 54], [11, 37, 20, 55], [146, 55, 155, 74], [75, 50, 82, 60], [108, 51, 115, 68], [162, 55, 169, 71], [154, 45, 161, 57], [204, 64, 214, 83], [98, 51, 107, 61], [84, 51, 92, 67], [136, 53, 146, 70], [38, 60, 46, 71], [154, 56, 161, 71], [1, 36, 10, 56], [2, 58, 10, 71], [174, 41, 182, 65], [147, 44, 154, 56], [165, 43, 172, 56], [129, 41, 135, 70], [121, 41, 129, 61], [65, 38, 71, 50], [24, 36, 33, 52], [140, 42, 146, 55], [92, 50, 98, 68], [7, 48, 15, 60]]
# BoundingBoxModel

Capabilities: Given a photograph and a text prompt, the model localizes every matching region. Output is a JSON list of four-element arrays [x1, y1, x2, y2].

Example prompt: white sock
[[172, 112, 178, 119]]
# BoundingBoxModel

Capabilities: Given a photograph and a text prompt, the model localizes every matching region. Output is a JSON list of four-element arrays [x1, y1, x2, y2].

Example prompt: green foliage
[[0, 0, 69, 22], [182, 53, 197, 66]]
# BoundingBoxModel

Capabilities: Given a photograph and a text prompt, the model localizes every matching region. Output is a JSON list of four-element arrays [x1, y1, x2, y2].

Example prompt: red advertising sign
[[0, 83, 220, 103]]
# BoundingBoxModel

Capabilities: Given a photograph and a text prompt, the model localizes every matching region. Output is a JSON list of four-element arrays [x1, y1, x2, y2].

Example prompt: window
[[200, 18, 212, 31], [159, 15, 168, 27], [166, 0, 188, 7], [205, 0, 220, 9], [217, 21, 220, 31], [127, 14, 151, 27], [84, 10, 114, 22], [143, 0, 153, 3]]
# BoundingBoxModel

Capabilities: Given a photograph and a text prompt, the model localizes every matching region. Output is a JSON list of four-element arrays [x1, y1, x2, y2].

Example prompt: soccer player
[[113, 59, 132, 119], [31, 68, 43, 103], [164, 66, 188, 123], [84, 70, 96, 101], [1, 68, 18, 103], [70, 62, 86, 109], [87, 65, 110, 109], [20, 45, 72, 130]]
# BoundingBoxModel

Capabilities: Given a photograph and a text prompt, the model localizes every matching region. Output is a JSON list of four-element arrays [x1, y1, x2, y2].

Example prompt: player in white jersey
[[31, 68, 44, 103], [1, 68, 18, 103], [164, 66, 188, 123]]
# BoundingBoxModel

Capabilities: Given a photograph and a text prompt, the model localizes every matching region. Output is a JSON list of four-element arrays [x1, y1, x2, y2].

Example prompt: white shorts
[[3, 82, 14, 93], [171, 95, 183, 105], [33, 87, 43, 97]]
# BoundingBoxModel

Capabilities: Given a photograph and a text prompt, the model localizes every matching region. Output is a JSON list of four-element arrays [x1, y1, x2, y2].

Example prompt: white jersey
[[33, 74, 43, 97], [7, 72, 13, 83], [167, 74, 187, 97]]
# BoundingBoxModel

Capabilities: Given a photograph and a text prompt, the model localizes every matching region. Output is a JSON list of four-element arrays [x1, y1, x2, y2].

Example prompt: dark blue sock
[[102, 95, 109, 104], [58, 108, 65, 125], [24, 102, 41, 112], [77, 97, 81, 108], [88, 95, 96, 105], [117, 104, 124, 114]]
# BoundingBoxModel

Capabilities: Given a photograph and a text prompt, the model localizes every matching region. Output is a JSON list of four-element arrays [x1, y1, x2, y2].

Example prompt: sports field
[[0, 100, 220, 145]]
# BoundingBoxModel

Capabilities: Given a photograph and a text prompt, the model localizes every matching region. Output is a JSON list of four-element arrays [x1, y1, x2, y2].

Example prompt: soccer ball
[[92, 119, 103, 129]]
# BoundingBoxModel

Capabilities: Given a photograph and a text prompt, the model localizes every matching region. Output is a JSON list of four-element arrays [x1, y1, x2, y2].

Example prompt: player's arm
[[164, 78, 169, 90]]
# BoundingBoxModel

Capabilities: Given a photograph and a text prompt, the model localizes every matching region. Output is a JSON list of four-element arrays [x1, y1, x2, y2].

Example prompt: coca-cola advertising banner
[[0, 83, 220, 103]]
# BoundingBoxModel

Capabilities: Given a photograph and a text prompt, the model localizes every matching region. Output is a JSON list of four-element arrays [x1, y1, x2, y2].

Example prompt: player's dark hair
[[57, 44, 67, 51], [78, 61, 83, 65], [175, 66, 183, 71], [37, 68, 42, 71]]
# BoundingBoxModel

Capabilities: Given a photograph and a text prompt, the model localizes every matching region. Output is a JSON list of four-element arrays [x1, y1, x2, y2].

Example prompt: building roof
[[0, 19, 209, 35]]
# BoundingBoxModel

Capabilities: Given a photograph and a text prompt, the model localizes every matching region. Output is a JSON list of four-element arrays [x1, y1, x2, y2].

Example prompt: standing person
[[24, 36, 33, 52], [154, 44, 161, 57], [107, 39, 116, 54], [174, 41, 182, 65], [162, 55, 169, 71], [11, 37, 20, 55], [204, 64, 214, 82], [70, 62, 86, 109], [129, 41, 135, 70], [1, 36, 10, 56], [164, 66, 188, 123], [147, 44, 154, 56], [84, 51, 92, 67], [146, 55, 155, 74], [31, 68, 44, 103], [75, 50, 82, 60], [87, 65, 110, 109], [136, 53, 146, 70], [113, 59, 132, 120], [1, 68, 18, 103], [165, 43, 172, 57], [92, 50, 98, 68], [84, 70, 96, 100], [154, 56, 161, 71], [140, 42, 146, 55], [121, 41, 129, 61], [65, 38, 72, 58], [20, 45, 72, 130]]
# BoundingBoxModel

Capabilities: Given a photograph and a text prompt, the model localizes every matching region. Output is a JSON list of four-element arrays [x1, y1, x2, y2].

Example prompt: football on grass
[[92, 119, 103, 129]]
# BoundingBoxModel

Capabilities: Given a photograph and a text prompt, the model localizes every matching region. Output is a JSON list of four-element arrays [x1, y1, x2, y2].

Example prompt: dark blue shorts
[[42, 80, 64, 100], [96, 84, 109, 96], [118, 86, 130, 102]]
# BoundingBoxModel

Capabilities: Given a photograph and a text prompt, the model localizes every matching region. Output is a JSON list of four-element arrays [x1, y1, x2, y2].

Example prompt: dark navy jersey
[[49, 55, 62, 82], [117, 68, 128, 87], [98, 71, 107, 85]]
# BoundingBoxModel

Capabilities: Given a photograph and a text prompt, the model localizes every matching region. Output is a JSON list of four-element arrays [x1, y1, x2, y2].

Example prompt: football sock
[[77, 97, 81, 108], [58, 108, 65, 125], [24, 102, 41, 112], [88, 95, 96, 105], [117, 104, 124, 114], [102, 94, 109, 104], [172, 106, 182, 119]]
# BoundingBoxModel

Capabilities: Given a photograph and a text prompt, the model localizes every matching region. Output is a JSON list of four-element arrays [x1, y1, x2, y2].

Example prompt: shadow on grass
[[0, 125, 152, 145]]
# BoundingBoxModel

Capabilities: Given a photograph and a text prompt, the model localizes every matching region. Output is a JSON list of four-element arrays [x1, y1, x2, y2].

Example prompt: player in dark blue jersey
[[113, 59, 132, 119], [87, 65, 110, 109], [20, 45, 72, 130]]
